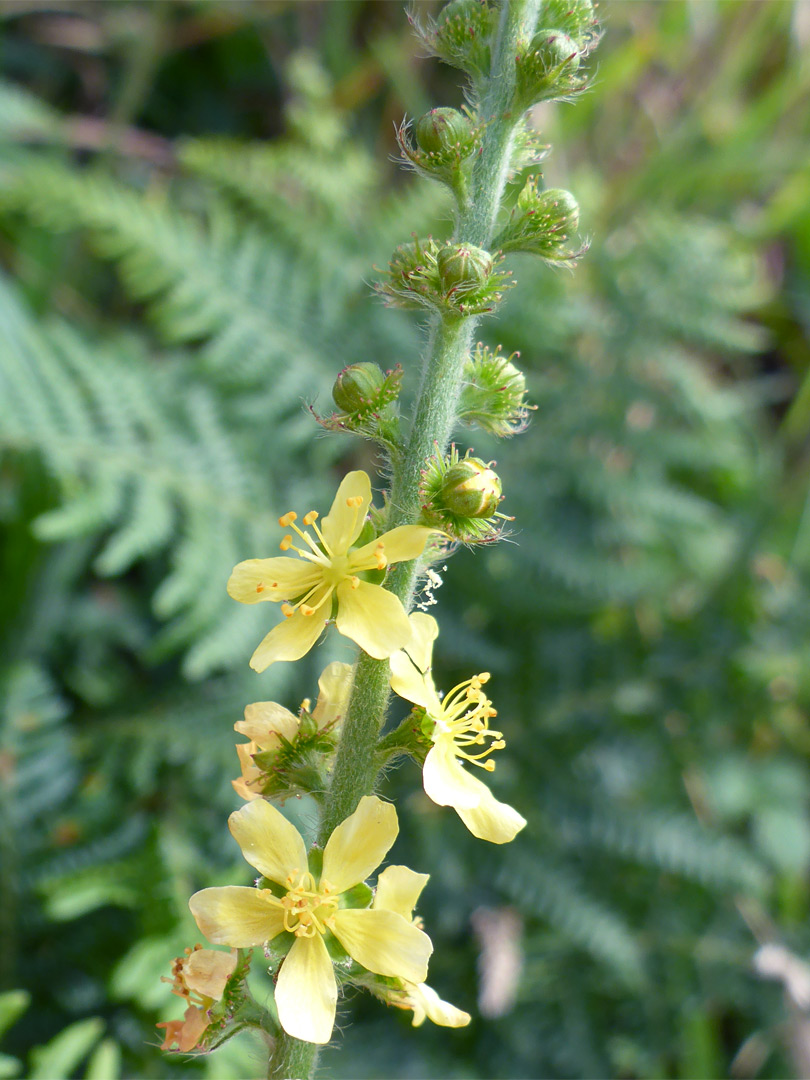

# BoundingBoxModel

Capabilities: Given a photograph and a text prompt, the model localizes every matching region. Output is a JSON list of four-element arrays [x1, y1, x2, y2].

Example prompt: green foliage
[[1, 1, 809, 1078]]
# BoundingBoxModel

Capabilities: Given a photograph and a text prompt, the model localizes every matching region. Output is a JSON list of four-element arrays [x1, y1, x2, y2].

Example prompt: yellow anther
[[256, 583, 265, 593], [300, 604, 316, 616], [300, 697, 311, 713], [303, 511, 318, 525], [350, 576, 360, 589], [280, 535, 293, 551], [281, 603, 295, 618], [279, 511, 298, 527], [375, 541, 387, 570], [346, 496, 364, 508], [483, 760, 495, 771]]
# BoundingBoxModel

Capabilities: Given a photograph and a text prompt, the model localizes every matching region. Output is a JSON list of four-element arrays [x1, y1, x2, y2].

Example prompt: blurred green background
[[2, 1, 810, 1077]]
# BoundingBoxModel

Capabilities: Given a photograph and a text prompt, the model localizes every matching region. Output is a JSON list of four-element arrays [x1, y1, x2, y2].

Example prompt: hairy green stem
[[267, 1031, 319, 1080], [275, 4, 542, 1075], [324, 0, 541, 833]]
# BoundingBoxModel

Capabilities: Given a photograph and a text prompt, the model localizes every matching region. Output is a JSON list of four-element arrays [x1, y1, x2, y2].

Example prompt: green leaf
[[29, 1018, 104, 1080]]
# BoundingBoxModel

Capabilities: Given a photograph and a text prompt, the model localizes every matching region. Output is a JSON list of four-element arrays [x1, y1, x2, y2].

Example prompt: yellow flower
[[189, 796, 432, 1045], [389, 613, 526, 844], [157, 946, 237, 1053], [233, 661, 353, 800], [372, 865, 471, 1029], [227, 471, 435, 671]]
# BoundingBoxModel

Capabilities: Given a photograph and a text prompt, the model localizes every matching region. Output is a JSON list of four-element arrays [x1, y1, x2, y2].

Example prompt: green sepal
[[375, 707, 433, 768], [308, 846, 324, 880], [324, 932, 350, 964], [340, 882, 373, 910], [262, 932, 294, 970]]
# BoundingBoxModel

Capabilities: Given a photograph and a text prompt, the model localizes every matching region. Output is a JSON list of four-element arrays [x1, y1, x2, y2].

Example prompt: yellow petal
[[321, 795, 398, 894], [320, 471, 372, 555], [372, 865, 429, 922], [331, 908, 432, 983], [311, 661, 353, 731], [350, 526, 435, 570], [389, 612, 441, 712], [228, 798, 308, 885], [183, 949, 237, 999], [422, 736, 482, 810], [407, 982, 471, 1028], [335, 579, 410, 659], [189, 887, 285, 947], [227, 557, 321, 603], [456, 787, 527, 844], [275, 933, 337, 1045], [249, 608, 327, 672], [236, 701, 299, 746]]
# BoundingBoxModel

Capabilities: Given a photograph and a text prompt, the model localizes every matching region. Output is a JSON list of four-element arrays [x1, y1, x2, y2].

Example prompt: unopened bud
[[432, 0, 495, 76], [415, 108, 474, 155], [495, 178, 583, 264], [439, 459, 502, 518], [529, 29, 580, 73], [537, 0, 597, 47], [332, 363, 388, 414], [522, 186, 579, 232], [437, 244, 493, 291]]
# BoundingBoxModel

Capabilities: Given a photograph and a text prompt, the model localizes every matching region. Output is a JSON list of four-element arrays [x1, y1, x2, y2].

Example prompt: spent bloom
[[233, 661, 352, 800], [156, 946, 237, 1053], [390, 612, 526, 844], [189, 796, 432, 1044], [373, 864, 471, 1029], [227, 471, 435, 670]]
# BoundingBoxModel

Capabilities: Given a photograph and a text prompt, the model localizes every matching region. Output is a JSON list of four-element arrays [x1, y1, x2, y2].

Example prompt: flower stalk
[[161, 0, 598, 1075]]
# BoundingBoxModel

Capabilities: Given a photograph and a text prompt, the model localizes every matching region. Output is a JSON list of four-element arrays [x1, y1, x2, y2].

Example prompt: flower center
[[271, 871, 339, 938], [275, 502, 366, 618], [435, 673, 506, 771]]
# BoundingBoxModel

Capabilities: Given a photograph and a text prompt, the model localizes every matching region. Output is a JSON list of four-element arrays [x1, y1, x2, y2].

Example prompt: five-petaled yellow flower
[[389, 612, 526, 844], [189, 795, 432, 1044], [372, 864, 471, 1029], [233, 661, 353, 800], [227, 471, 435, 671]]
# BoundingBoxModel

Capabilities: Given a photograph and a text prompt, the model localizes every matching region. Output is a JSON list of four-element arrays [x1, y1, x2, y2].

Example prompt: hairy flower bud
[[458, 345, 533, 437], [415, 108, 474, 155], [377, 238, 510, 317], [515, 29, 585, 108], [429, 0, 495, 77], [419, 445, 511, 544], [532, 29, 580, 72], [333, 363, 388, 414], [439, 459, 502, 518], [537, 0, 598, 48], [437, 244, 493, 292], [494, 178, 584, 265]]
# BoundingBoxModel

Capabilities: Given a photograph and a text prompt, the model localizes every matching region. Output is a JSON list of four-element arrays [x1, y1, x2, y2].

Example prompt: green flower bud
[[458, 346, 533, 437], [537, 0, 597, 47], [415, 108, 474, 155], [437, 244, 493, 291], [494, 178, 584, 264], [515, 29, 584, 108], [439, 458, 502, 518], [332, 363, 387, 414], [433, 0, 495, 76], [521, 186, 580, 233], [418, 445, 511, 543], [531, 29, 580, 72]]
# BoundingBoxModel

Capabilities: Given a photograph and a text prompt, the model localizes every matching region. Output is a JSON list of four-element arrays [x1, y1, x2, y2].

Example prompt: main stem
[[268, 2, 540, 1075]]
